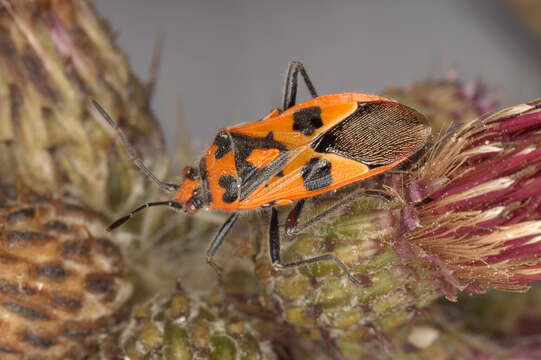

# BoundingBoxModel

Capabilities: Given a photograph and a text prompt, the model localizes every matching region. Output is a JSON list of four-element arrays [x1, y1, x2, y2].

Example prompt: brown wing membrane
[[312, 101, 430, 167]]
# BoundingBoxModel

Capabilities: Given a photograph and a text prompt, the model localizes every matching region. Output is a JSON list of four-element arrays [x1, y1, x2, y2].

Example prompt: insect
[[92, 61, 430, 284]]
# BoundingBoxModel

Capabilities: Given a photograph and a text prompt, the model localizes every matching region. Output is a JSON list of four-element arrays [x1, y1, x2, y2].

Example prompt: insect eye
[[183, 166, 198, 180], [185, 200, 198, 214]]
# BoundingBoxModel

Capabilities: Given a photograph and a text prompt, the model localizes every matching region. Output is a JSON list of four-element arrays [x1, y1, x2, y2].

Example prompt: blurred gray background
[[94, 0, 541, 152]]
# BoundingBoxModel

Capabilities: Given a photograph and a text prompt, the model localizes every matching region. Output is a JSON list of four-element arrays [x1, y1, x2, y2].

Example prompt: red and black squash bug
[[92, 61, 430, 284]]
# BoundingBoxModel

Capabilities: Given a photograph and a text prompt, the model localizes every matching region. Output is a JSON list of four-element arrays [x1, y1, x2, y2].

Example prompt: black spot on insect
[[293, 106, 323, 136], [266, 131, 274, 140], [213, 131, 232, 159], [301, 158, 333, 191], [276, 170, 284, 177], [230, 132, 288, 199], [218, 176, 239, 203]]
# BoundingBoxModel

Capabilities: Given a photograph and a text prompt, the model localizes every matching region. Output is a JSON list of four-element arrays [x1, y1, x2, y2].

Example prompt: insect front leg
[[269, 207, 360, 285], [206, 212, 240, 282], [281, 61, 319, 111]]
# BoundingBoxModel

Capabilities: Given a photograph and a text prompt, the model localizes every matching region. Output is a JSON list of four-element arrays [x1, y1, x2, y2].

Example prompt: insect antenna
[[92, 100, 179, 192], [107, 200, 182, 231]]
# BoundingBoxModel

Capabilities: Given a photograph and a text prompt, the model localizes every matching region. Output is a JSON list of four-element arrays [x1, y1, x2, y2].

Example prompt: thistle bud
[[114, 283, 277, 360], [0, 0, 165, 211], [252, 192, 443, 342]]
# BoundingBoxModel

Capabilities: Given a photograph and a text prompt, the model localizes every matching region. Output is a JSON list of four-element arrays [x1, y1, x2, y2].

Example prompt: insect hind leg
[[281, 61, 318, 111], [269, 207, 360, 285]]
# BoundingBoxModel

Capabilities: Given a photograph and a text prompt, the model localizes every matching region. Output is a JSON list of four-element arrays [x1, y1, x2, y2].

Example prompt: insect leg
[[269, 208, 360, 285], [285, 199, 305, 235], [206, 212, 240, 281], [281, 61, 319, 111], [287, 189, 392, 236]]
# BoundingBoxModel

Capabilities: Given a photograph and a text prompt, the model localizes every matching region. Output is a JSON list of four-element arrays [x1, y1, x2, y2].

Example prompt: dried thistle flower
[[0, 184, 132, 359], [404, 99, 541, 295]]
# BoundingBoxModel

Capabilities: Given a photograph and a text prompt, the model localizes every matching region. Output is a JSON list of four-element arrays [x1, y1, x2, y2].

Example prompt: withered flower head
[[405, 98, 541, 294]]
